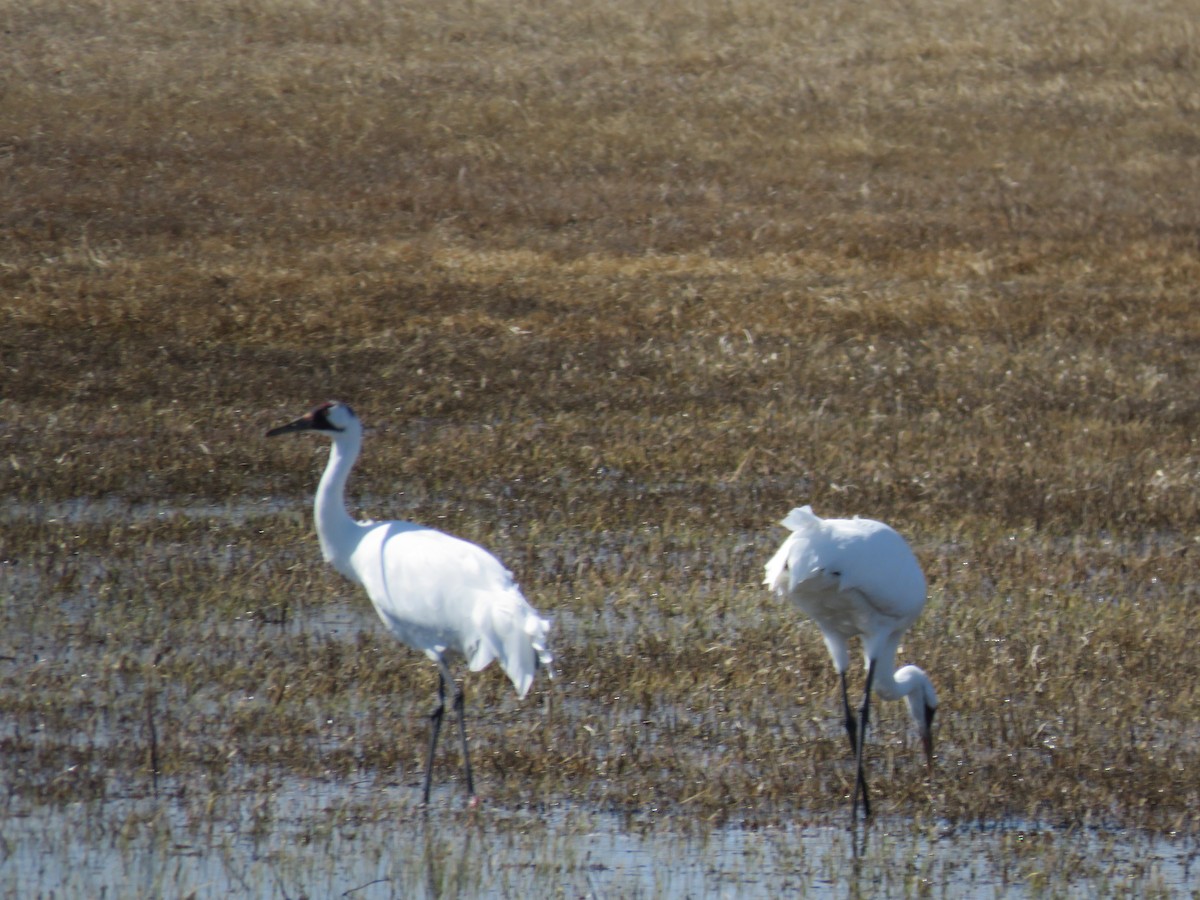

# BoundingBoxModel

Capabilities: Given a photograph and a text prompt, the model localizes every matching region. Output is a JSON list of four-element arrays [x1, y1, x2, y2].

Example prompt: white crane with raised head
[[268, 401, 552, 805]]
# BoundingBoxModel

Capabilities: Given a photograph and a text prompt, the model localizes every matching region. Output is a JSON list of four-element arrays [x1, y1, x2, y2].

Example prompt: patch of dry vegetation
[[2, 0, 1200, 836]]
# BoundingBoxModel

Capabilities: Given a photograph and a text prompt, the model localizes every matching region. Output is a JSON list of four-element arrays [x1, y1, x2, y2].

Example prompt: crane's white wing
[[349, 521, 551, 697]]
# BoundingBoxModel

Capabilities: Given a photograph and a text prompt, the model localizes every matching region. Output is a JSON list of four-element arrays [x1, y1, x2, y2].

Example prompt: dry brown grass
[[3, 0, 1200, 834]]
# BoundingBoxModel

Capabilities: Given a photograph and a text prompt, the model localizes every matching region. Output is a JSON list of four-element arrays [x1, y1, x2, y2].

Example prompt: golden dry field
[[2, 0, 1200, 892]]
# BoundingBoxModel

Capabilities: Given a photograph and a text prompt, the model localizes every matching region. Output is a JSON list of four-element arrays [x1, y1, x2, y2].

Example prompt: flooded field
[[2, 496, 1198, 896]]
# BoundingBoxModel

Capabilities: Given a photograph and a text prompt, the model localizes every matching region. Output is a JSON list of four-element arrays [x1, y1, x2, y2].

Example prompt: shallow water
[[1, 777, 1195, 898]]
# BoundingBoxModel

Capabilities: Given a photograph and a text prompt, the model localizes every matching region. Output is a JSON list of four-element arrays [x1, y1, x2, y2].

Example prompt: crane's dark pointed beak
[[266, 414, 315, 437]]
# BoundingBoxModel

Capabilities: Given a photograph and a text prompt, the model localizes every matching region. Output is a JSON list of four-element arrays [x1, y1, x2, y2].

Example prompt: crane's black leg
[[841, 671, 859, 756], [453, 681, 476, 800], [436, 658, 475, 801], [423, 666, 447, 804], [852, 658, 877, 821]]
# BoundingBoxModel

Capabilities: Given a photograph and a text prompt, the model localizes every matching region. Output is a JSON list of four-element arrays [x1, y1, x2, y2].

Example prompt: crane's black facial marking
[[925, 703, 937, 731], [310, 402, 344, 432]]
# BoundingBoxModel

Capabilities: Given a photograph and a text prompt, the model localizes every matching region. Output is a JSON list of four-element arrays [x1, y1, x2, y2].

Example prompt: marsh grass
[[4, 0, 1200, 891]]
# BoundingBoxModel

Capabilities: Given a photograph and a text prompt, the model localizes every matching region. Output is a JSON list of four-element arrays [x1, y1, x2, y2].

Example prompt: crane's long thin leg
[[453, 682, 475, 800], [852, 658, 877, 821], [840, 671, 859, 756], [436, 657, 475, 801], [423, 666, 447, 805]]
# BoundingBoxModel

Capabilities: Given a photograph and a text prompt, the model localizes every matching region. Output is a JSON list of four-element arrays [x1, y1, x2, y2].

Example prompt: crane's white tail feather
[[779, 505, 819, 533], [763, 506, 821, 591], [466, 587, 553, 699]]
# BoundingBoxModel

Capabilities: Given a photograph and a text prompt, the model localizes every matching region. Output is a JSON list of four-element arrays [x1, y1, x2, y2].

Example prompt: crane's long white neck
[[865, 637, 937, 712], [314, 430, 364, 580], [875, 663, 933, 702]]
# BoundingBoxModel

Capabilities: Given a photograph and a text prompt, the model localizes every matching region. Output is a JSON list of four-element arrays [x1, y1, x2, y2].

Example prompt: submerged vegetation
[[3, 0, 1200, 891]]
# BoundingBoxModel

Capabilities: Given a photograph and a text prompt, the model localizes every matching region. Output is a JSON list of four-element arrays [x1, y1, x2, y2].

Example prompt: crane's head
[[266, 401, 359, 439], [900, 667, 938, 771]]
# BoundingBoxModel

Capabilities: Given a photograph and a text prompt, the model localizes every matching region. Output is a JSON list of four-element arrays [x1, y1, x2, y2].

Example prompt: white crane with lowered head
[[764, 505, 936, 821], [267, 401, 552, 805]]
